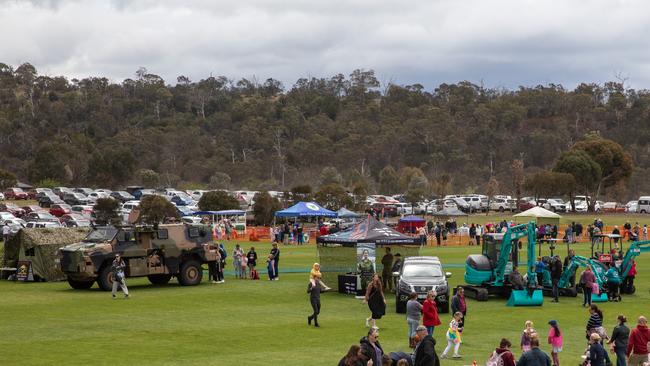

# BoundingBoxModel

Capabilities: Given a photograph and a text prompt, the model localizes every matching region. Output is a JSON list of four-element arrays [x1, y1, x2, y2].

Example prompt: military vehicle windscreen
[[85, 227, 119, 242]]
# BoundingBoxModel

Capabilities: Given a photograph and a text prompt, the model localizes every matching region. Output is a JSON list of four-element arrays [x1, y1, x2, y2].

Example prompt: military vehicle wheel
[[97, 265, 114, 291], [67, 278, 94, 290], [178, 260, 202, 286], [148, 274, 172, 285]]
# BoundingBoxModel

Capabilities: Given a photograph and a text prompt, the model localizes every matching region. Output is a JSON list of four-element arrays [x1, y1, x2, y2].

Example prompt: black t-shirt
[[247, 251, 257, 265], [271, 247, 280, 261]]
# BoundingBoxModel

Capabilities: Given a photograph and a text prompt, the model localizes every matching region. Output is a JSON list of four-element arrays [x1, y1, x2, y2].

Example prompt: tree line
[[0, 62, 647, 202]]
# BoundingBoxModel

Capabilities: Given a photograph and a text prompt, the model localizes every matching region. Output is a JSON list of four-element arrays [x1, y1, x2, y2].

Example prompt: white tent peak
[[513, 206, 562, 218]]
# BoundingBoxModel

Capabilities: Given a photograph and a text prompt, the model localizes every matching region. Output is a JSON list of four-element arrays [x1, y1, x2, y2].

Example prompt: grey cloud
[[1, 0, 650, 89]]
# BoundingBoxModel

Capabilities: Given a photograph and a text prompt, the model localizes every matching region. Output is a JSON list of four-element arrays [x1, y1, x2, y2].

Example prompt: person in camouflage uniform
[[358, 249, 375, 292], [111, 254, 129, 299]]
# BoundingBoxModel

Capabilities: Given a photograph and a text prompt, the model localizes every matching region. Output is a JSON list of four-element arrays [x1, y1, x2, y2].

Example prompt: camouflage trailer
[[60, 224, 219, 290]]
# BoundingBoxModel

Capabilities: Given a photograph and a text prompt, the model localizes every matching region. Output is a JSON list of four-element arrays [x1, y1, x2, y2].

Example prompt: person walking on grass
[[440, 312, 463, 359], [587, 333, 607, 366], [516, 338, 551, 366], [626, 316, 649, 366], [580, 265, 596, 307], [246, 246, 257, 278], [364, 274, 386, 328], [450, 287, 467, 330], [422, 290, 441, 336], [360, 326, 384, 366], [547, 320, 563, 366], [307, 272, 322, 327], [111, 254, 129, 299], [608, 315, 630, 366], [406, 292, 422, 348], [413, 325, 440, 366]]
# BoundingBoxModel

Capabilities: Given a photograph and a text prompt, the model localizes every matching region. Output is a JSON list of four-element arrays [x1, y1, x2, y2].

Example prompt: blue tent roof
[[274, 201, 337, 218], [399, 215, 425, 223]]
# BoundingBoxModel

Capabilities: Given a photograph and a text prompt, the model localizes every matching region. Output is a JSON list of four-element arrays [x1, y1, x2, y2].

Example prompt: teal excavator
[[619, 240, 650, 294], [463, 221, 544, 306], [558, 255, 609, 302], [557, 240, 650, 301]]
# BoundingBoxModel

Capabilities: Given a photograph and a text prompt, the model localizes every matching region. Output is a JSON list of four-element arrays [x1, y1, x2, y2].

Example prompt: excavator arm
[[493, 222, 536, 286], [620, 240, 650, 278], [557, 255, 607, 291]]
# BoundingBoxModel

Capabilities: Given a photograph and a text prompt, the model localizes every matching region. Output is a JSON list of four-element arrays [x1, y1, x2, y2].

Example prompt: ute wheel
[[97, 264, 114, 291], [499, 207, 504, 212], [148, 274, 172, 285], [641, 210, 647, 214], [178, 260, 203, 286], [67, 278, 94, 290]]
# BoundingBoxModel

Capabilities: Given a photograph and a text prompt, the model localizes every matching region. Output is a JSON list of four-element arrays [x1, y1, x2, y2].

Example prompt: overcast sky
[[2, 0, 650, 90]]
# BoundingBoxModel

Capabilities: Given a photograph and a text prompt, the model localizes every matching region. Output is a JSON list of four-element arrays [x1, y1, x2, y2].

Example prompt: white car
[[87, 191, 110, 202], [188, 190, 207, 201], [490, 198, 516, 212], [25, 221, 63, 228], [625, 201, 638, 213], [3, 218, 26, 234], [574, 200, 601, 212], [0, 212, 17, 221], [121, 201, 141, 213], [543, 198, 567, 212], [0, 192, 5, 200]]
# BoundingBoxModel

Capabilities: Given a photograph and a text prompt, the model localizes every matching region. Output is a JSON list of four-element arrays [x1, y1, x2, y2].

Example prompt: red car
[[4, 188, 29, 200], [0, 203, 26, 217], [49, 204, 72, 217]]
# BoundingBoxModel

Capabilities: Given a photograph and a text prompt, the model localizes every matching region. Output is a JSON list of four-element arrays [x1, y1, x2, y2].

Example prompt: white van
[[637, 196, 650, 213]]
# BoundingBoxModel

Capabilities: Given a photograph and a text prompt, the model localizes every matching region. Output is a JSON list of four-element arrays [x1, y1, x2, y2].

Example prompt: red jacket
[[494, 348, 516, 366], [626, 324, 649, 356], [422, 299, 441, 327]]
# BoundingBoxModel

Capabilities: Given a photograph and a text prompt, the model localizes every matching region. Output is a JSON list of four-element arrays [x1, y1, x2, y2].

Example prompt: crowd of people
[[332, 297, 649, 366]]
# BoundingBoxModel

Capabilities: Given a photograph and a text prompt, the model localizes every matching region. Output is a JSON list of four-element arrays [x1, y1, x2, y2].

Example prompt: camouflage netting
[[3, 228, 92, 281], [317, 244, 422, 287]]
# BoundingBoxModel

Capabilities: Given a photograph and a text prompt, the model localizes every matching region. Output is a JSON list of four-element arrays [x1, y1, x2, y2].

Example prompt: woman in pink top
[[547, 320, 563, 366]]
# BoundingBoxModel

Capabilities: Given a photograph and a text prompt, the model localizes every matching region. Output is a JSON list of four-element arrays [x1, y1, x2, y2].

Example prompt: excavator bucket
[[591, 293, 608, 302], [507, 289, 544, 306]]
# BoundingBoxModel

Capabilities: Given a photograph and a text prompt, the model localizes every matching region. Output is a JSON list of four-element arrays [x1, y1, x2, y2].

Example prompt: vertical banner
[[356, 243, 376, 294], [16, 261, 34, 282]]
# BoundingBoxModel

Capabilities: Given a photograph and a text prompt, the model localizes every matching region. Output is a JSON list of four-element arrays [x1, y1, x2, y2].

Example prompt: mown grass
[[0, 237, 649, 366], [0, 208, 648, 365]]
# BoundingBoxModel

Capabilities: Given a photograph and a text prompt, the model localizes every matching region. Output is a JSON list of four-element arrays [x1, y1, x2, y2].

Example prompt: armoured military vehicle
[[60, 224, 219, 290]]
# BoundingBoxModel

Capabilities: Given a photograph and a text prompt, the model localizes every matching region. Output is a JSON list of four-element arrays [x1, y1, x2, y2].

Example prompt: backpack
[[251, 269, 260, 280], [486, 351, 505, 366]]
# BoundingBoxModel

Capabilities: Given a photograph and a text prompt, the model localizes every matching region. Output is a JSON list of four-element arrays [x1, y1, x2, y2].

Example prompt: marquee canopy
[[274, 201, 337, 218], [317, 215, 423, 246]]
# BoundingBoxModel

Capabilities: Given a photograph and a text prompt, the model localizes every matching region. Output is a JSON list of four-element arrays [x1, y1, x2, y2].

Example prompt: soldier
[[358, 249, 374, 291], [111, 254, 129, 299], [380, 247, 393, 292]]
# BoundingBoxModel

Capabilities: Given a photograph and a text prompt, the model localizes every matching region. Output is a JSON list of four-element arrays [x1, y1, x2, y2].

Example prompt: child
[[266, 254, 275, 280], [441, 312, 463, 359], [547, 320, 563, 366], [521, 320, 537, 352]]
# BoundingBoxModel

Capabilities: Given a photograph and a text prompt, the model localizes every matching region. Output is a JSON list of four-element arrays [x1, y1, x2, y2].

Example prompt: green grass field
[[1, 236, 649, 366]]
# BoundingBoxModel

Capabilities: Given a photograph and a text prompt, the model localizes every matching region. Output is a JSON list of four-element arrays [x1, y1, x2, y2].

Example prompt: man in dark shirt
[[270, 243, 280, 280], [516, 338, 551, 366], [307, 279, 322, 327], [381, 247, 394, 292], [413, 325, 439, 366], [550, 255, 563, 302]]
